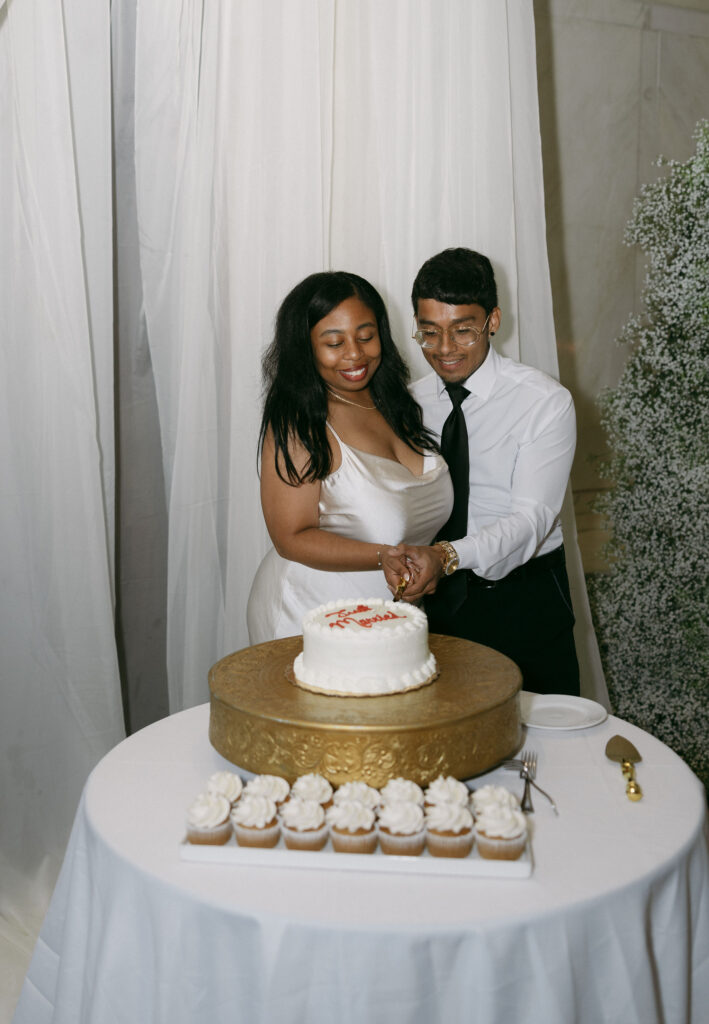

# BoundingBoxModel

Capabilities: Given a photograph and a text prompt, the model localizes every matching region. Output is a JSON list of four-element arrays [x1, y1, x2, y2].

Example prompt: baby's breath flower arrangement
[[589, 121, 709, 788]]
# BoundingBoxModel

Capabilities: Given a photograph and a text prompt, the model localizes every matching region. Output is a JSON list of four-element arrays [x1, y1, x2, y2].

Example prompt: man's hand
[[384, 544, 444, 602], [380, 546, 418, 596]]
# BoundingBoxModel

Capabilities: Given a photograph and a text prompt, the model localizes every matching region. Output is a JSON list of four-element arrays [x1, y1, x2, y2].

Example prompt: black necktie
[[434, 383, 469, 611], [439, 383, 470, 542]]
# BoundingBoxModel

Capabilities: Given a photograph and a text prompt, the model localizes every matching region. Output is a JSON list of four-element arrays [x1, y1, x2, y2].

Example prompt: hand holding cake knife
[[392, 557, 417, 602]]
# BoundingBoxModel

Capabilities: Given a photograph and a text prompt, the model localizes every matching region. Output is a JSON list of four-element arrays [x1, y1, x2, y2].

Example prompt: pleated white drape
[[2, 1, 606, 1000], [0, 0, 125, 945], [128, 0, 341, 711]]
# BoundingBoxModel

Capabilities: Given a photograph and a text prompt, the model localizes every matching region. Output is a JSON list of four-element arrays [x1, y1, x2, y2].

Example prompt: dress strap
[[326, 421, 354, 452], [325, 421, 349, 469], [325, 421, 343, 445]]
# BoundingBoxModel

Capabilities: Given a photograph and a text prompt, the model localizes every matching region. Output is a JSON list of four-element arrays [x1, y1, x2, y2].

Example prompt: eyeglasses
[[412, 314, 490, 350]]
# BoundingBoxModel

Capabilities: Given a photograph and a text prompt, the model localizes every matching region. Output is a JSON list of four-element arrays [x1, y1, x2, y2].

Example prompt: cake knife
[[605, 735, 643, 801]]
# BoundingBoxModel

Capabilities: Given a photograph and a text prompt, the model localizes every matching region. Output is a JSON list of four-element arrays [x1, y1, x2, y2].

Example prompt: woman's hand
[[380, 546, 417, 596], [385, 544, 444, 601]]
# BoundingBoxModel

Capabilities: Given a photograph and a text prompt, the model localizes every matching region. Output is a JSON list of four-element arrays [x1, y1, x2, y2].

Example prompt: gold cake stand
[[209, 634, 522, 788]]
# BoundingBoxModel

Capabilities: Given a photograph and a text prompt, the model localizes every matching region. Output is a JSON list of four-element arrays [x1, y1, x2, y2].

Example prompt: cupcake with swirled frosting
[[378, 801, 425, 856], [469, 784, 520, 819], [231, 794, 280, 848], [326, 799, 377, 853], [379, 777, 424, 807], [424, 775, 469, 808], [333, 781, 380, 811], [475, 806, 527, 860], [243, 774, 290, 807], [280, 797, 329, 851], [425, 802, 475, 858], [186, 792, 232, 845], [291, 773, 333, 809], [206, 770, 243, 807]]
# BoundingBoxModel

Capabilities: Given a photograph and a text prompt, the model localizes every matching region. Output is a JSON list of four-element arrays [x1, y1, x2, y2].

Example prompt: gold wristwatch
[[436, 540, 460, 576]]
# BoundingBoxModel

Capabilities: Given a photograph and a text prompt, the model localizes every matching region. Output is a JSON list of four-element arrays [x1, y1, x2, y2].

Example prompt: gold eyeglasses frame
[[412, 313, 491, 350]]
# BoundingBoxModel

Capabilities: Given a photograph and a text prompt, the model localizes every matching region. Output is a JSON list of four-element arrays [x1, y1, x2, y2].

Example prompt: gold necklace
[[326, 386, 377, 411]]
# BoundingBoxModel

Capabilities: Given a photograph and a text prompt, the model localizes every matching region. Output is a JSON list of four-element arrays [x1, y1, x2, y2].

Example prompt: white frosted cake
[[292, 599, 437, 697]]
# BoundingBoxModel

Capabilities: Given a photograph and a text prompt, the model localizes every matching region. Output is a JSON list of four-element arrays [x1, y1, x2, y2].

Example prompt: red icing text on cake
[[325, 604, 406, 630]]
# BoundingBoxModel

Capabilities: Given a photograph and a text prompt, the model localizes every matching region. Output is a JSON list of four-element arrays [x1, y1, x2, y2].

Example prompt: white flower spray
[[589, 120, 709, 789]]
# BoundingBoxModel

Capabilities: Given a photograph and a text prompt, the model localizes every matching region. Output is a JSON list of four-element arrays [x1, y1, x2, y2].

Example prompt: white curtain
[[2, 0, 606, 1003], [123, 0, 605, 711], [126, 0, 339, 711], [0, 0, 125, 971]]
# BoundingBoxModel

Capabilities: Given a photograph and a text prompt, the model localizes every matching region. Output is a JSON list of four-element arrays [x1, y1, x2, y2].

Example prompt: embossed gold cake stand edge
[[208, 634, 523, 787]]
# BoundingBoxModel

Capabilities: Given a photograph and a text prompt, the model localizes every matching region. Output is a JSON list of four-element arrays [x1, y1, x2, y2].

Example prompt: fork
[[504, 750, 560, 815], [520, 748, 534, 813], [523, 752, 559, 816]]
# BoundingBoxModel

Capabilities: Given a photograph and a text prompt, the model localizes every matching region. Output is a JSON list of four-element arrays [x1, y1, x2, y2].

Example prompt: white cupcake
[[326, 799, 378, 854], [425, 802, 475, 858], [475, 806, 528, 860], [379, 777, 424, 807], [231, 794, 280, 848], [424, 775, 469, 807], [291, 773, 333, 808], [243, 774, 291, 806], [206, 770, 243, 807], [378, 801, 426, 856], [186, 792, 232, 846], [470, 784, 520, 819], [280, 798, 329, 851], [333, 781, 381, 811]]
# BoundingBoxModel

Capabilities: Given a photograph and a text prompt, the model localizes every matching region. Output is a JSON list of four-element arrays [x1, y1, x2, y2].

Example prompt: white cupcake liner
[[425, 828, 475, 859], [281, 823, 329, 851], [185, 820, 233, 846], [475, 831, 526, 861], [233, 820, 281, 848], [330, 827, 378, 854], [378, 828, 426, 857]]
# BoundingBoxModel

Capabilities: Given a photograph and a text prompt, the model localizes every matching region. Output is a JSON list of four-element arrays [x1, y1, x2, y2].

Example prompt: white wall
[[535, 0, 709, 491]]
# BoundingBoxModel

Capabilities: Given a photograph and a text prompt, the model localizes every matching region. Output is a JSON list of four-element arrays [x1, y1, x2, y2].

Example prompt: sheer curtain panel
[[131, 0, 337, 709], [0, 0, 125, 955]]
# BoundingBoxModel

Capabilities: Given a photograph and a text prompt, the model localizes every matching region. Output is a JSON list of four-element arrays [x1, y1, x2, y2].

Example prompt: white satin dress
[[246, 426, 453, 643]]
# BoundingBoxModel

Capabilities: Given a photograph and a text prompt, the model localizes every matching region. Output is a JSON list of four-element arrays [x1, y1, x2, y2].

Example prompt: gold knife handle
[[621, 759, 643, 801]]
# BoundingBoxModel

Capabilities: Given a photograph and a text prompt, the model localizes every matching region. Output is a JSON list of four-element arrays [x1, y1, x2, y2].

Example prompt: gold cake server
[[393, 557, 415, 602], [605, 735, 643, 801]]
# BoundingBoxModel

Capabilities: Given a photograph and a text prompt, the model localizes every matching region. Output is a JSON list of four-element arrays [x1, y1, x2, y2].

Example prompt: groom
[[399, 247, 580, 696]]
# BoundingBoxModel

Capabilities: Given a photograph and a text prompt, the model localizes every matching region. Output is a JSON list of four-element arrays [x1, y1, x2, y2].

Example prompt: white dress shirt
[[411, 345, 576, 581]]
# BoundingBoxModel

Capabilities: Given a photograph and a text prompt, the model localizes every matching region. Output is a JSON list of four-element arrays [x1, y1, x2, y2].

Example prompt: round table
[[13, 703, 709, 1024]]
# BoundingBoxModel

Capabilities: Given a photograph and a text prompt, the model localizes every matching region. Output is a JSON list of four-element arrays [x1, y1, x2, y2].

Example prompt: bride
[[246, 271, 453, 643]]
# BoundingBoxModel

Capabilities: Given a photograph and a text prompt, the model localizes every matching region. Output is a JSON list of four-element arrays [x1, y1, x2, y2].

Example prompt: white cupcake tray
[[179, 835, 533, 877]]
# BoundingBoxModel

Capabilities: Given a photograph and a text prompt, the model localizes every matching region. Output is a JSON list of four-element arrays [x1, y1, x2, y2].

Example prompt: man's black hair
[[412, 247, 498, 314]]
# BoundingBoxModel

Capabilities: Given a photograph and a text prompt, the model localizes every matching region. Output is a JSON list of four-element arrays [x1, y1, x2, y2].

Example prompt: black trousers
[[425, 546, 581, 697]]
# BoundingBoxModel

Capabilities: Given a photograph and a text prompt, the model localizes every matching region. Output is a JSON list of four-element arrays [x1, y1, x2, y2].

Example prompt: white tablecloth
[[13, 703, 709, 1024]]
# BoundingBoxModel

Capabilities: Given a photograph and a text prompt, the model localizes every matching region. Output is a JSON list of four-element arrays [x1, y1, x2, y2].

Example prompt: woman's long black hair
[[259, 271, 439, 484]]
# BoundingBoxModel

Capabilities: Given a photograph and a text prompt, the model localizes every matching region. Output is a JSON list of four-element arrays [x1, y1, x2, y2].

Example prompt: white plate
[[520, 692, 608, 731], [180, 836, 532, 878]]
